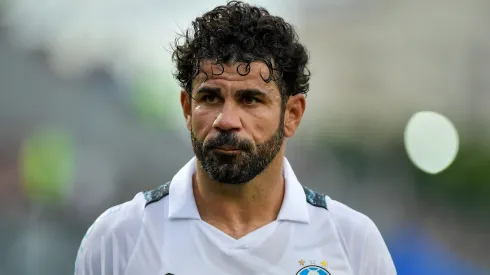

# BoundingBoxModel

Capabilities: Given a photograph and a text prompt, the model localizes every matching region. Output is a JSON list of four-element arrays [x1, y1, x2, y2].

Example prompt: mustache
[[204, 132, 253, 151]]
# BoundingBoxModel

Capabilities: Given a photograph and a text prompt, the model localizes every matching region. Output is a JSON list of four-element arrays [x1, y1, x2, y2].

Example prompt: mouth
[[213, 146, 242, 154]]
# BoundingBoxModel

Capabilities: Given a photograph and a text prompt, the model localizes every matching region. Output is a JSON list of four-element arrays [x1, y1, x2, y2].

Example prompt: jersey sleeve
[[358, 219, 397, 275], [328, 198, 397, 275], [74, 193, 146, 275]]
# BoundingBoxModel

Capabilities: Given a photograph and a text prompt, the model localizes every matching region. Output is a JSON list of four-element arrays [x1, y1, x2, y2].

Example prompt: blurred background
[[0, 0, 489, 274]]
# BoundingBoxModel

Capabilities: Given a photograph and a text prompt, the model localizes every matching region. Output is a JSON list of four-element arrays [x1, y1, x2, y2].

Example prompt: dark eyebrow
[[195, 86, 221, 96], [236, 89, 268, 98]]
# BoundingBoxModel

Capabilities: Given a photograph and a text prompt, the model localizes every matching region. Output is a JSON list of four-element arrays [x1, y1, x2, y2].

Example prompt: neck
[[193, 153, 285, 238]]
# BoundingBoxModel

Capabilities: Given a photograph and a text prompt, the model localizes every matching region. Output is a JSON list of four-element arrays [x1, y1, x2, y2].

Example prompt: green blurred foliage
[[20, 128, 75, 204], [411, 143, 490, 223]]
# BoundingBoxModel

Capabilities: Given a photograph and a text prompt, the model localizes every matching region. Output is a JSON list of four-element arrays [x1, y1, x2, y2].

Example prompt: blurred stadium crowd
[[0, 0, 489, 274]]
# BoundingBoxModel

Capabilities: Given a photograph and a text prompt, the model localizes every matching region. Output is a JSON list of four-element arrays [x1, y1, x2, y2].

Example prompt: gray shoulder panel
[[303, 185, 328, 210], [143, 181, 171, 207]]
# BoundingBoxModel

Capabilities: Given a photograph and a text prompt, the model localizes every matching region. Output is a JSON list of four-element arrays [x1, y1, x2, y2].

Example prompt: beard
[[191, 115, 284, 185]]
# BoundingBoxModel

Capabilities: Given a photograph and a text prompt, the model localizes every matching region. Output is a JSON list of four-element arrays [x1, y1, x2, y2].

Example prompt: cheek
[[249, 113, 280, 142], [191, 108, 216, 137]]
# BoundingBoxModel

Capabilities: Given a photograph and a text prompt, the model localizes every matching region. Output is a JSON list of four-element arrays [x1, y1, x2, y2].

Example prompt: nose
[[213, 102, 241, 132]]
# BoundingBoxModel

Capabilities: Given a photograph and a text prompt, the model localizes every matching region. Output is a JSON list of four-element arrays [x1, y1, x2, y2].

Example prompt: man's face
[[184, 61, 285, 184]]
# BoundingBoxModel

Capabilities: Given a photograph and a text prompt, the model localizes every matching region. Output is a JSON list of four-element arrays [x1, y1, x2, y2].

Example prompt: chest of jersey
[[125, 218, 354, 275]]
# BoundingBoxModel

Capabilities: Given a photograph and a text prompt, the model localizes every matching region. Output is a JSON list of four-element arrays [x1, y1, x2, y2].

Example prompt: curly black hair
[[172, 1, 310, 102]]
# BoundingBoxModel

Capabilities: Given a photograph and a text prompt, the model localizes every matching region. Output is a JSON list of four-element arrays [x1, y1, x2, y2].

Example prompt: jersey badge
[[296, 259, 331, 275]]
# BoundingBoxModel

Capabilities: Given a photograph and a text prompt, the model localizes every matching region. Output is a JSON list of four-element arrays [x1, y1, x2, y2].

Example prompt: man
[[75, 1, 397, 274]]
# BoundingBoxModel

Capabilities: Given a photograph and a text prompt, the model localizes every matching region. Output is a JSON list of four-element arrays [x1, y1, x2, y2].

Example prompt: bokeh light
[[404, 111, 459, 174]]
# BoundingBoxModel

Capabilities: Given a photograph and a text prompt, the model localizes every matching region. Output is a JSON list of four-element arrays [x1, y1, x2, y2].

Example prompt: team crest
[[296, 259, 331, 275]]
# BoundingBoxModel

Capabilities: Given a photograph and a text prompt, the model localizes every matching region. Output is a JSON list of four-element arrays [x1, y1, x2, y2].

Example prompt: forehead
[[192, 60, 279, 93]]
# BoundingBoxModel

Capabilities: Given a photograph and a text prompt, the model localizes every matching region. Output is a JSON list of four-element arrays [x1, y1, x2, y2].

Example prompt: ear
[[180, 90, 192, 131], [283, 94, 306, 138]]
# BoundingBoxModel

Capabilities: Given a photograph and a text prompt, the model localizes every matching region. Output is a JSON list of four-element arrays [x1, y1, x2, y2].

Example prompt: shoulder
[[301, 186, 395, 273], [327, 197, 396, 274], [82, 192, 147, 245], [75, 183, 171, 275], [78, 181, 171, 248], [302, 186, 376, 235], [75, 192, 147, 274], [79, 182, 171, 248], [327, 197, 377, 235], [76, 192, 147, 253]]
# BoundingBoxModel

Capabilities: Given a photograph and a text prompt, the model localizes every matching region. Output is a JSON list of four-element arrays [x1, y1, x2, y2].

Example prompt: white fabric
[[75, 157, 396, 275]]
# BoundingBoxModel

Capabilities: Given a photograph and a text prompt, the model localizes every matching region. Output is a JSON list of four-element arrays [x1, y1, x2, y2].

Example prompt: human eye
[[242, 96, 259, 105], [202, 94, 220, 104]]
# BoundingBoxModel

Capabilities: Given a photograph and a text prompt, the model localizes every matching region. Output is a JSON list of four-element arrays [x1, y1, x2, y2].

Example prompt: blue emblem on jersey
[[296, 265, 331, 275]]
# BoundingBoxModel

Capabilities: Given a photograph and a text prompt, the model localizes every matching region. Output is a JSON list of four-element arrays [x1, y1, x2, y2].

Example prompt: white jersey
[[75, 157, 396, 275]]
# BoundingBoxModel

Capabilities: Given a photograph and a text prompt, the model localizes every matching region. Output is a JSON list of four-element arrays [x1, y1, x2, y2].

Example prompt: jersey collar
[[168, 157, 310, 223]]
